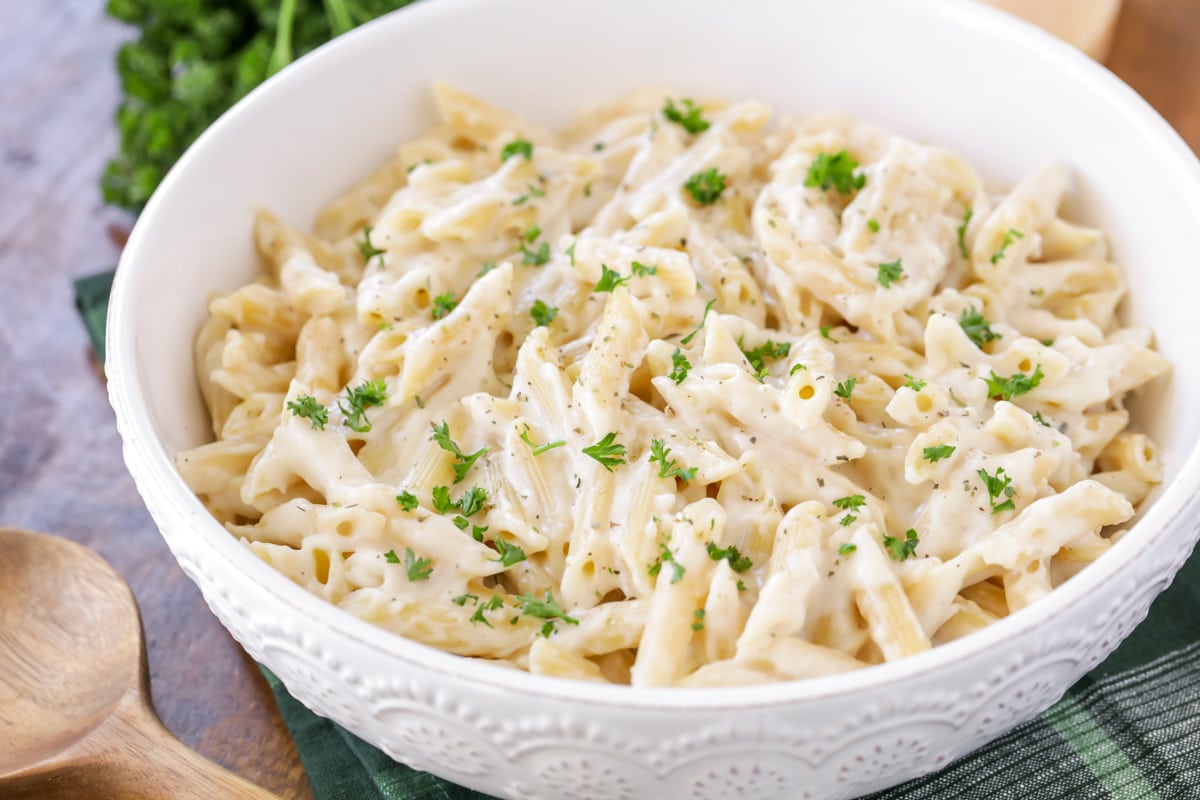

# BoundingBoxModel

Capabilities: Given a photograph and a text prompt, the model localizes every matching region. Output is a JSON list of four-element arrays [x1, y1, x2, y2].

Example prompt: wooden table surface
[[0, 1, 1196, 798]]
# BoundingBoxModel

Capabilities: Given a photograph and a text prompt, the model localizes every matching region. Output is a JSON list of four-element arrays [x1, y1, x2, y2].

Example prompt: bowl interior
[[111, 0, 1200, 693]]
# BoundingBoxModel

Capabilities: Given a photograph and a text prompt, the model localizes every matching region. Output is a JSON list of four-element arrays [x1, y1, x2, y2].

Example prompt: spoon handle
[[0, 693, 286, 800]]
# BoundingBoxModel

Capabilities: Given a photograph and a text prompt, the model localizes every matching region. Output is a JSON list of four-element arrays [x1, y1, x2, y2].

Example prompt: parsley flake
[[958, 307, 1000, 349], [431, 421, 489, 482], [983, 365, 1044, 401], [519, 428, 566, 456], [684, 168, 727, 205], [834, 377, 857, 401], [630, 261, 658, 277], [339, 378, 388, 432], [706, 542, 752, 572], [430, 292, 457, 320], [515, 591, 579, 628], [383, 549, 400, 564], [583, 432, 627, 471], [648, 542, 686, 583], [594, 264, 630, 292], [739, 338, 791, 380], [902, 374, 927, 391], [957, 208, 973, 259], [838, 542, 857, 555], [662, 98, 710, 134], [395, 491, 419, 511], [404, 547, 433, 581], [978, 467, 1016, 513], [530, 299, 558, 327], [868, 218, 881, 233], [877, 259, 903, 288], [922, 445, 956, 463], [804, 150, 865, 194], [287, 395, 328, 430], [512, 182, 545, 205], [650, 437, 697, 482], [679, 299, 717, 345], [668, 348, 691, 385], [492, 538, 527, 568], [500, 139, 533, 161], [357, 225, 386, 268], [990, 228, 1025, 264], [883, 529, 919, 560], [692, 608, 706, 631]]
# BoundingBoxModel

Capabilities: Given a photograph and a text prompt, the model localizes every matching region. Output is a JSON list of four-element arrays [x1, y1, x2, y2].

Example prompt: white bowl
[[106, 0, 1200, 797]]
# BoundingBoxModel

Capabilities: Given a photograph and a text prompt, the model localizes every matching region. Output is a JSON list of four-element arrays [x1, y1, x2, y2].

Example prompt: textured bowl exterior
[[106, 0, 1200, 797]]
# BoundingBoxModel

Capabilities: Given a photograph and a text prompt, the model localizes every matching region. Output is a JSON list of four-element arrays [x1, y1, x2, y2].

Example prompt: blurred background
[[0, 1, 1196, 798]]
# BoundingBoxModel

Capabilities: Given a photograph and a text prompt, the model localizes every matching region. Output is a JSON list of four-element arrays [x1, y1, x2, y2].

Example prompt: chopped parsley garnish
[[902, 374, 927, 391], [431, 421, 489, 482], [404, 547, 433, 581], [395, 491, 419, 511], [383, 549, 400, 564], [958, 307, 1000, 349], [357, 225, 386, 268], [990, 228, 1025, 264], [519, 428, 566, 456], [583, 432, 627, 471], [492, 538, 527, 568], [648, 542, 686, 583], [867, 218, 881, 233], [514, 591, 579, 631], [512, 183, 545, 205], [692, 608, 706, 631], [838, 542, 857, 555], [500, 139, 533, 161], [668, 348, 691, 384], [431, 485, 488, 520], [679, 299, 717, 345], [594, 264, 630, 292], [630, 261, 657, 277], [804, 150, 865, 194], [456, 486, 488, 517], [978, 467, 1016, 513], [477, 261, 497, 277], [684, 168, 727, 205], [470, 593, 504, 627], [662, 97, 710, 134], [650, 437, 697, 482], [957, 208, 973, 259], [287, 395, 327, 430], [431, 486, 455, 514], [739, 338, 791, 380], [339, 378, 388, 432], [1033, 411, 1052, 428], [883, 529, 919, 561], [530, 299, 558, 327], [706, 542, 752, 572], [451, 593, 478, 606], [430, 292, 457, 320], [819, 324, 835, 341], [519, 225, 550, 265], [877, 259, 903, 288], [833, 494, 866, 512], [983, 365, 1044, 401], [839, 514, 857, 527], [790, 363, 808, 375], [834, 377, 857, 401], [922, 445, 956, 463]]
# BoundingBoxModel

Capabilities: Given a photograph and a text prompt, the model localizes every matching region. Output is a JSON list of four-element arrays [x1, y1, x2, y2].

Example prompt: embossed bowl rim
[[108, 0, 1200, 710]]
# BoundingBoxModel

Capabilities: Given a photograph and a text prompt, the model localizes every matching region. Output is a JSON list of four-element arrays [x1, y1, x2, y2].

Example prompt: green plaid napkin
[[78, 273, 1200, 799]]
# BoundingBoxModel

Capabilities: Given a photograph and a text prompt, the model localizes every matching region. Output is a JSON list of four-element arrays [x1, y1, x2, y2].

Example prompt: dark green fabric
[[78, 270, 1200, 799]]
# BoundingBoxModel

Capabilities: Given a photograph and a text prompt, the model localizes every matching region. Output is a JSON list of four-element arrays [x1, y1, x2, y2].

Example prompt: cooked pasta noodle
[[177, 85, 1169, 686]]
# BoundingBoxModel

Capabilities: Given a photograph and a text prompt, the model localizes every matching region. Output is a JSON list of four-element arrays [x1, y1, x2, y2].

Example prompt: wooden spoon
[[0, 528, 282, 799]]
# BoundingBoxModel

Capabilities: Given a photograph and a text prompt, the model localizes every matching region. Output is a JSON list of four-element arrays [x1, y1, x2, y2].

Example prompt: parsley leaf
[[431, 292, 457, 320], [649, 542, 686, 583], [877, 259, 903, 288], [477, 261, 497, 277], [868, 218, 881, 233], [819, 324, 836, 341], [630, 261, 657, 277], [451, 593, 478, 606], [983, 365, 1044, 401], [500, 139, 533, 161], [679, 299, 717, 345], [834, 377, 857, 401], [883, 529, 919, 561], [492, 538, 527, 568], [668, 348, 691, 384], [691, 608, 706, 631], [431, 421, 489, 482], [662, 98, 710, 134], [594, 264, 630, 292], [839, 514, 857, 526], [804, 150, 865, 194], [902, 374, 927, 391], [530, 299, 558, 327], [339, 378, 388, 432], [583, 432, 627, 471], [838, 542, 857, 555], [922, 444, 956, 463], [287, 395, 327, 430], [1033, 411, 1052, 428], [957, 208, 973, 259], [519, 428, 566, 456], [706, 542, 752, 572], [650, 437, 697, 482], [383, 549, 400, 564], [990, 228, 1025, 264], [515, 591, 579, 625], [978, 467, 1016, 513], [958, 307, 1000, 349], [469, 593, 504, 627], [395, 491, 419, 511], [512, 182, 545, 205], [684, 168, 727, 205], [404, 547, 433, 581], [739, 338, 791, 380], [357, 225, 386, 268], [833, 495, 866, 511]]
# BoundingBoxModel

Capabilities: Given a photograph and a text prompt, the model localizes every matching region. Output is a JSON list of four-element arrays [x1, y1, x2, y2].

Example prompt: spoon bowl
[[0, 528, 280, 799]]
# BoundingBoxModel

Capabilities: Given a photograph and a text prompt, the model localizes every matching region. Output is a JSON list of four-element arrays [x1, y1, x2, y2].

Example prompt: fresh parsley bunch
[[103, 0, 417, 211]]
